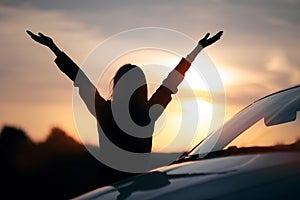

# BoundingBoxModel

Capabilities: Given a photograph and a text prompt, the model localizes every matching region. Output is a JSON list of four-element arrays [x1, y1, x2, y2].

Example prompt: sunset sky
[[0, 0, 300, 152]]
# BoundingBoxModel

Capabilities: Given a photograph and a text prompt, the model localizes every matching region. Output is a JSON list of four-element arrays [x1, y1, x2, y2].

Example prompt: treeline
[[0, 126, 133, 199]]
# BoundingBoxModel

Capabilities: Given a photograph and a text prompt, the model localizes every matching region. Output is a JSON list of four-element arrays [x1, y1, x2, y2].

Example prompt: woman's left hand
[[198, 31, 223, 48]]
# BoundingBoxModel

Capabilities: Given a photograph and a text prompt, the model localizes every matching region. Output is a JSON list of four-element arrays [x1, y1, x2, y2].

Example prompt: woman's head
[[111, 64, 148, 103], [113, 64, 138, 88]]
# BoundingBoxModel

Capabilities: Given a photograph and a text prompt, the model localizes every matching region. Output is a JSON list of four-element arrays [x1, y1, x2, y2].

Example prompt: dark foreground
[[0, 126, 135, 199]]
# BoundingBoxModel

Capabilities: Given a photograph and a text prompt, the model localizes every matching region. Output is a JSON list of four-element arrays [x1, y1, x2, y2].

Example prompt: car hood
[[75, 152, 300, 200]]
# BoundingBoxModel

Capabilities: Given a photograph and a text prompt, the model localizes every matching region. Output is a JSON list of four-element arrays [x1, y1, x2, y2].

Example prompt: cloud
[[0, 4, 103, 104], [264, 49, 300, 88], [223, 49, 300, 108]]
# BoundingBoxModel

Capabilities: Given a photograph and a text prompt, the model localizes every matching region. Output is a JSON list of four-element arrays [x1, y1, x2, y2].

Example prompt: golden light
[[217, 67, 236, 85]]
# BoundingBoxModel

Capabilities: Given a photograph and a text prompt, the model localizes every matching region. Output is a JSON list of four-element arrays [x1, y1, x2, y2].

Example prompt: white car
[[75, 85, 300, 200]]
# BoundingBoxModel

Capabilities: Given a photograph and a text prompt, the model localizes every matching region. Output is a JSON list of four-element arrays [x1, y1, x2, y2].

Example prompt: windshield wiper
[[172, 154, 200, 164], [175, 143, 300, 164], [173, 136, 209, 164], [172, 146, 238, 164]]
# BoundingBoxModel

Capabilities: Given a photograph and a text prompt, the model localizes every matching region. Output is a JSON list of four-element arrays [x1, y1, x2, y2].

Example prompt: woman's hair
[[109, 64, 151, 126], [113, 64, 137, 88], [109, 64, 148, 102]]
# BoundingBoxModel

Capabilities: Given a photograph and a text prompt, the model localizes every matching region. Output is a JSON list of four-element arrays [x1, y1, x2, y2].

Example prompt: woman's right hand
[[26, 30, 54, 47]]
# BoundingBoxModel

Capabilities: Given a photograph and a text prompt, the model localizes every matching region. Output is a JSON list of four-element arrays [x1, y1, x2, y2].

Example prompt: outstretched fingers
[[26, 30, 39, 39], [26, 30, 34, 36], [208, 31, 223, 43], [212, 31, 223, 40], [38, 32, 46, 37], [26, 30, 54, 47], [26, 30, 41, 41], [204, 33, 210, 39]]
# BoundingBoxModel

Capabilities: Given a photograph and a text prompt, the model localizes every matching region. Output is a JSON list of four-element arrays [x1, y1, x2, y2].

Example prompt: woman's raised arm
[[176, 31, 223, 74], [26, 30, 106, 117], [149, 31, 223, 120]]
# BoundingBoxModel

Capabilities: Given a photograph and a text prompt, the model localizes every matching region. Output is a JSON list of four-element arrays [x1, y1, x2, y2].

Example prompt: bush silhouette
[[0, 125, 133, 199]]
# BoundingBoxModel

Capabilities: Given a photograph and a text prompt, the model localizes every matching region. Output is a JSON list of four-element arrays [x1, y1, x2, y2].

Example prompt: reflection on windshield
[[225, 112, 300, 149]]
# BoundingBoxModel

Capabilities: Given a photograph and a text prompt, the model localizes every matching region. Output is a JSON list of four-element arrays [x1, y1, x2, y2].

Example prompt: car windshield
[[188, 85, 300, 158]]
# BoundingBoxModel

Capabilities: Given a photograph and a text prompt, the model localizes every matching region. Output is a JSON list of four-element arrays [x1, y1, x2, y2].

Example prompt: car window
[[225, 112, 300, 149]]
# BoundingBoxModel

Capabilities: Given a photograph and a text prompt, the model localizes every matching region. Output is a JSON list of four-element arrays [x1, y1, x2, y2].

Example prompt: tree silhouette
[[0, 125, 134, 199]]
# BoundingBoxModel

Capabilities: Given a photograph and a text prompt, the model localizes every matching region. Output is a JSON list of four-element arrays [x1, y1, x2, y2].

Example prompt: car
[[74, 85, 300, 200]]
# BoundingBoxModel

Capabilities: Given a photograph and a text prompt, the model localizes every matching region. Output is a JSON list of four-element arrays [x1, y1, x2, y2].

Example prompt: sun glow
[[216, 66, 238, 86], [152, 96, 215, 153]]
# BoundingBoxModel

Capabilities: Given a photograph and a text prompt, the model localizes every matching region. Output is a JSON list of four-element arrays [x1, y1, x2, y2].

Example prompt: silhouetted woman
[[26, 30, 223, 171]]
